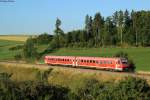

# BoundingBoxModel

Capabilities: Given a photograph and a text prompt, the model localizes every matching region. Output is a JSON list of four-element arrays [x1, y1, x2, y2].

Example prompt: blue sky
[[0, 0, 150, 35]]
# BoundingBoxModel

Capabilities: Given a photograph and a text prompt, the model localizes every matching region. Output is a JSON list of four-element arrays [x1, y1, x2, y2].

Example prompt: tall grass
[[0, 63, 125, 92]]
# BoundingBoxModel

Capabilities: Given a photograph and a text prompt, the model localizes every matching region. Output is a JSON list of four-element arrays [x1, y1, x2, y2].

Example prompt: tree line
[[52, 10, 150, 48]]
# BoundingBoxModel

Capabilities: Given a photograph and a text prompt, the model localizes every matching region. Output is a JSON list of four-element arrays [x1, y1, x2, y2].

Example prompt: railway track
[[0, 60, 150, 81]]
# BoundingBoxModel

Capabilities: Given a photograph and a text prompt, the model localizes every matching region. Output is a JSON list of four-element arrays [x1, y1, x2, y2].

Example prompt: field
[[49, 48, 150, 71], [0, 35, 29, 42], [0, 40, 24, 60]]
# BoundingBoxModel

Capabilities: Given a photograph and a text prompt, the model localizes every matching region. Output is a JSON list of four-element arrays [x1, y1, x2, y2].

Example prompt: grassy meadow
[[0, 40, 24, 60]]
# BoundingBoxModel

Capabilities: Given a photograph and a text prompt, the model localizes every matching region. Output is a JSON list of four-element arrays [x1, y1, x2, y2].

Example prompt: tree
[[122, 10, 135, 45], [36, 33, 53, 44], [85, 15, 93, 40], [118, 10, 124, 45], [92, 12, 104, 46], [54, 18, 66, 48], [23, 37, 38, 60], [131, 10, 138, 46], [102, 16, 116, 46]]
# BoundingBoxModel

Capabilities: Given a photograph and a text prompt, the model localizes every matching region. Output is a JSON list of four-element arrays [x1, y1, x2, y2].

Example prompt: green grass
[[48, 47, 150, 71], [0, 40, 24, 60]]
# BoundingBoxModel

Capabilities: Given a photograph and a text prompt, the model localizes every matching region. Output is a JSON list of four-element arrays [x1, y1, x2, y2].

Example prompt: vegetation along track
[[0, 61, 150, 81]]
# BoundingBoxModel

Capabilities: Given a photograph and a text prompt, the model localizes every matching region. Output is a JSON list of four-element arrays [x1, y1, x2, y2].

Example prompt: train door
[[115, 60, 122, 71], [72, 57, 76, 67], [115, 60, 118, 70], [72, 59, 75, 66], [76, 58, 79, 67]]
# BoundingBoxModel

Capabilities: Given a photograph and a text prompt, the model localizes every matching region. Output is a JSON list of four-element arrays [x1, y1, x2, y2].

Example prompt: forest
[[49, 10, 150, 48]]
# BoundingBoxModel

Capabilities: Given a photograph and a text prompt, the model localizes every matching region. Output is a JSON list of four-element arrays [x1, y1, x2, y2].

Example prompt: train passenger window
[[93, 60, 95, 63], [106, 61, 109, 64], [99, 61, 102, 64], [104, 61, 106, 64], [96, 61, 99, 64], [110, 61, 112, 64], [90, 60, 92, 63]]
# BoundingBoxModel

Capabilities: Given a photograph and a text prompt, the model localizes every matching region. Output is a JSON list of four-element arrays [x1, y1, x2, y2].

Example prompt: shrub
[[9, 45, 24, 51], [0, 73, 71, 100], [14, 54, 22, 61], [76, 77, 150, 100]]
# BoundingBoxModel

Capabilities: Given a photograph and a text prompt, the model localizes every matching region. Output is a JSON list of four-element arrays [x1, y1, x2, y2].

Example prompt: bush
[[76, 77, 150, 100], [9, 45, 24, 51], [14, 54, 22, 61], [112, 77, 150, 100], [0, 73, 71, 100]]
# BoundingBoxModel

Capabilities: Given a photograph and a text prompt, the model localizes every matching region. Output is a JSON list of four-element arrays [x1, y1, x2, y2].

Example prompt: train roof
[[45, 55, 124, 60]]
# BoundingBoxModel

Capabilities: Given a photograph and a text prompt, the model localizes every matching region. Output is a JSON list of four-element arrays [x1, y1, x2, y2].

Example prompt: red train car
[[44, 56, 133, 71]]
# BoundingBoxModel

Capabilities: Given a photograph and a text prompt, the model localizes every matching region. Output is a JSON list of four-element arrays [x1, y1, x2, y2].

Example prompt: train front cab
[[115, 58, 132, 72]]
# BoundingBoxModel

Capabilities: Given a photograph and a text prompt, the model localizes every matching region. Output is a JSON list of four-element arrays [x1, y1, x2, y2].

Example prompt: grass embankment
[[48, 48, 150, 71], [0, 40, 24, 60], [0, 63, 124, 92]]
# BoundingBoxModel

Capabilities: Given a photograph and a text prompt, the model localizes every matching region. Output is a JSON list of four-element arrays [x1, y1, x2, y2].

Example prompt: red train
[[44, 56, 134, 71]]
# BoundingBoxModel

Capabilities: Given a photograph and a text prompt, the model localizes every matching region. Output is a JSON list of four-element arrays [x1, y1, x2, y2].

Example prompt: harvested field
[[0, 35, 29, 42]]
